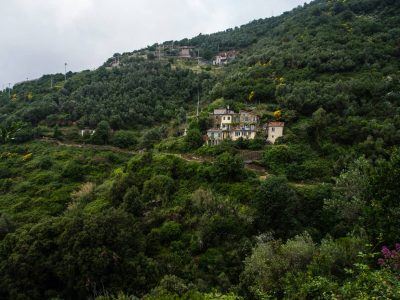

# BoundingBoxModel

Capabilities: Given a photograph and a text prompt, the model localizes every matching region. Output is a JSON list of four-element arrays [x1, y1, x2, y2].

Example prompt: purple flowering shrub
[[378, 244, 400, 272]]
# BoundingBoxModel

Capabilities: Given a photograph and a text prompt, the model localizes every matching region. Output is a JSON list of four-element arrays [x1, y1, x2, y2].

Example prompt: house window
[[223, 117, 226, 120], [272, 127, 275, 132], [228, 117, 231, 120]]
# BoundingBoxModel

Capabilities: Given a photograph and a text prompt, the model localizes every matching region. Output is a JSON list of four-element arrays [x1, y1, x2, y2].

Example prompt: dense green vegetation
[[1, 0, 400, 299]]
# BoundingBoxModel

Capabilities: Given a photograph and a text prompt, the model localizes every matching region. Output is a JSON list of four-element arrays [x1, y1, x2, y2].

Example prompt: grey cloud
[[0, 0, 308, 86]]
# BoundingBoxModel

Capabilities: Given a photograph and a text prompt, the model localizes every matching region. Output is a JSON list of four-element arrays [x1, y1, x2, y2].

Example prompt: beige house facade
[[206, 108, 285, 146], [206, 108, 260, 145], [266, 122, 285, 144]]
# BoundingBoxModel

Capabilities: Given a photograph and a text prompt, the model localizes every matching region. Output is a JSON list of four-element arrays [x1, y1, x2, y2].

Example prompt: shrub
[[241, 233, 315, 298], [185, 128, 204, 150], [122, 186, 143, 216], [91, 121, 111, 145], [142, 175, 175, 205], [111, 131, 138, 149], [212, 152, 245, 182], [61, 161, 85, 181], [253, 176, 300, 237]]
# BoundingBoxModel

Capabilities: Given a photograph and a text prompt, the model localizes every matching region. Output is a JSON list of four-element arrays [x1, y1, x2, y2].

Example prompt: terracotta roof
[[217, 50, 237, 57], [268, 122, 285, 127]]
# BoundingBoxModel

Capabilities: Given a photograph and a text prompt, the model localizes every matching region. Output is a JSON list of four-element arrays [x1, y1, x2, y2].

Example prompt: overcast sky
[[0, 0, 308, 87]]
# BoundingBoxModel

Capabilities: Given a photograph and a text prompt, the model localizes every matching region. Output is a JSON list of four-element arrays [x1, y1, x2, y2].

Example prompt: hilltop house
[[206, 107, 284, 146], [213, 51, 237, 66], [179, 46, 195, 58]]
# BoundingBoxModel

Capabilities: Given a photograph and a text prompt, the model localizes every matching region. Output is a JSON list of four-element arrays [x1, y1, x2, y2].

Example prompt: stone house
[[231, 125, 257, 141], [206, 128, 223, 146], [210, 107, 236, 128], [212, 50, 237, 66], [206, 107, 285, 146], [179, 46, 195, 58], [266, 122, 285, 144], [239, 110, 259, 124], [206, 107, 259, 145]]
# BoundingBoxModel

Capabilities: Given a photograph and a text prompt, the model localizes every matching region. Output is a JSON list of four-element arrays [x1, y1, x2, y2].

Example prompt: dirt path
[[38, 138, 212, 163], [244, 163, 269, 180], [38, 138, 269, 178], [39, 138, 136, 155]]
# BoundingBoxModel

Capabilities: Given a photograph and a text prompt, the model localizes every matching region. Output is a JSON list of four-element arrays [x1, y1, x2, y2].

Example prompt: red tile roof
[[268, 122, 285, 127]]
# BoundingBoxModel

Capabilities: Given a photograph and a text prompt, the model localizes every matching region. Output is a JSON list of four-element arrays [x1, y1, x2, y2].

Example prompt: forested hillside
[[1, 0, 400, 299]]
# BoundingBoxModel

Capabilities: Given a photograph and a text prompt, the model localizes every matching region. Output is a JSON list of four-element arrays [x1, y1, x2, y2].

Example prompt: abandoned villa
[[206, 107, 284, 146]]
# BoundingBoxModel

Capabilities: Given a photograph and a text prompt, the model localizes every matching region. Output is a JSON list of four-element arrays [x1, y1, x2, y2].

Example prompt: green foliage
[[369, 149, 400, 244], [0, 122, 32, 144], [91, 120, 111, 145], [324, 157, 372, 236], [241, 233, 315, 298], [0, 209, 146, 299], [185, 126, 203, 150], [142, 175, 175, 205], [1, 61, 210, 130], [1, 1, 400, 298], [325, 150, 400, 244], [111, 130, 138, 149], [253, 176, 300, 237], [212, 152, 245, 182], [121, 186, 143, 216], [52, 125, 63, 140], [140, 127, 166, 149], [339, 265, 400, 299], [263, 144, 331, 181], [61, 160, 85, 181], [0, 142, 128, 227]]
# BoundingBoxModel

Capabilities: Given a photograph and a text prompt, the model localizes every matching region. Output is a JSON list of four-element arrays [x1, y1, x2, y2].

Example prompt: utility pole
[[64, 63, 67, 82], [197, 49, 200, 65], [196, 86, 200, 119], [50, 75, 53, 88]]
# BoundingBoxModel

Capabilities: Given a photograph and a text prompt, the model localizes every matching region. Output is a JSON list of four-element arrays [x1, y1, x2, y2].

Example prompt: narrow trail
[[38, 138, 211, 163], [38, 138, 269, 178], [39, 138, 136, 155]]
